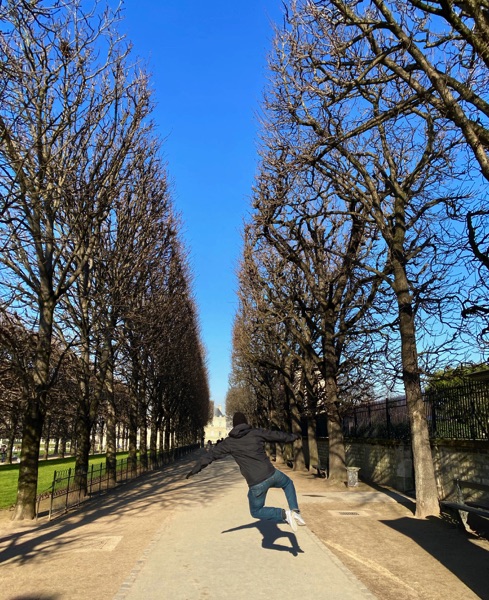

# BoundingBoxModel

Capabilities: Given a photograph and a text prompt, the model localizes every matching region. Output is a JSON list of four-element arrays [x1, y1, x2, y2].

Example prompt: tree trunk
[[14, 300, 54, 520], [43, 416, 52, 460], [324, 375, 346, 481], [393, 259, 439, 518], [140, 415, 148, 470], [7, 409, 20, 464], [406, 373, 439, 517], [12, 400, 44, 520], [7, 429, 16, 464], [149, 420, 158, 466], [320, 318, 347, 481], [99, 421, 105, 452], [159, 426, 165, 453], [105, 363, 117, 486], [43, 432, 50, 461], [270, 406, 285, 464], [289, 394, 306, 470], [91, 425, 97, 454], [307, 415, 319, 472], [128, 413, 138, 474], [327, 406, 346, 481], [60, 438, 66, 458], [74, 410, 91, 495], [105, 401, 117, 486]]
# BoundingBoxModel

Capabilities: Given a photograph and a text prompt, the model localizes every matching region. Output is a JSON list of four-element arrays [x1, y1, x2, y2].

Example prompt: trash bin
[[347, 466, 360, 487]]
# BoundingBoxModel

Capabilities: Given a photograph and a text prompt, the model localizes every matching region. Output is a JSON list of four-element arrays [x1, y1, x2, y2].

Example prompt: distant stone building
[[204, 405, 231, 443]]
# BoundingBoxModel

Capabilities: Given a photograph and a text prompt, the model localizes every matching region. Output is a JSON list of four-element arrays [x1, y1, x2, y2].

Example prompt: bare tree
[[59, 132, 175, 489], [227, 309, 287, 429], [0, 0, 152, 519], [320, 0, 489, 344], [152, 244, 210, 448], [463, 210, 489, 351], [342, 0, 489, 180], [246, 0, 469, 516], [118, 227, 210, 460], [246, 146, 387, 478], [0, 311, 31, 464], [236, 231, 316, 468]]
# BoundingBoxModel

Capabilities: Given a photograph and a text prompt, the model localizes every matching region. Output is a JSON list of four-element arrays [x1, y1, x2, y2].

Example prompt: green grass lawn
[[0, 453, 129, 510]]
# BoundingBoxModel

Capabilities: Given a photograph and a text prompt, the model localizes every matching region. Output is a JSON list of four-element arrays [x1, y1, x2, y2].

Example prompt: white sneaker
[[285, 509, 298, 531], [293, 511, 306, 526]]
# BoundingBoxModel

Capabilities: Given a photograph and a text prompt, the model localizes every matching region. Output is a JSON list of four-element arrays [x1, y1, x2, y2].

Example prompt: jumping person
[[186, 412, 305, 531]]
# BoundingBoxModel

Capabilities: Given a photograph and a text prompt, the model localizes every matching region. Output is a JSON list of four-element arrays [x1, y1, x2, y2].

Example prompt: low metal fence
[[425, 380, 489, 440], [343, 380, 489, 442], [343, 396, 411, 441], [36, 444, 199, 520]]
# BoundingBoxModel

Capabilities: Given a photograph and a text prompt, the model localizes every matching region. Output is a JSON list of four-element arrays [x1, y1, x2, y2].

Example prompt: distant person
[[186, 412, 305, 531]]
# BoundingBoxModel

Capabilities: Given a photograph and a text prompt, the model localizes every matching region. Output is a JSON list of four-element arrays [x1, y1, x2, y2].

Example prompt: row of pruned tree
[[228, 0, 488, 518], [0, 1, 209, 520]]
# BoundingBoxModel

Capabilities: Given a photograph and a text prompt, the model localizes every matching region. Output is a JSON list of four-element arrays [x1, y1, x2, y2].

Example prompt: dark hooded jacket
[[188, 423, 298, 487]]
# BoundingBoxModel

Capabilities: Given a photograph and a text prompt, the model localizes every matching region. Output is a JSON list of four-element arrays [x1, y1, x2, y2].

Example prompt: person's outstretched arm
[[260, 429, 300, 444], [186, 441, 230, 479]]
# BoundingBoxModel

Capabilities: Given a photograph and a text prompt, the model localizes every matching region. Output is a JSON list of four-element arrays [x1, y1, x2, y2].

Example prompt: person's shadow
[[222, 521, 304, 556]]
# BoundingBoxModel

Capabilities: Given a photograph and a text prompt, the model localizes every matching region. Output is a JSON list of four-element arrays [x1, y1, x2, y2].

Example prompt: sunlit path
[[115, 453, 376, 600]]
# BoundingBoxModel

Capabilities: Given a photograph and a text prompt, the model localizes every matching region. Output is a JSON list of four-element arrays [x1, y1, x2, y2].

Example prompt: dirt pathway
[[0, 454, 487, 600]]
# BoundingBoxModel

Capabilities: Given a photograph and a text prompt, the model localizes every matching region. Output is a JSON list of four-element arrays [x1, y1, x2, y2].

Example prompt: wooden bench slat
[[312, 464, 326, 478], [440, 501, 489, 519], [466, 500, 489, 510], [456, 480, 489, 493]]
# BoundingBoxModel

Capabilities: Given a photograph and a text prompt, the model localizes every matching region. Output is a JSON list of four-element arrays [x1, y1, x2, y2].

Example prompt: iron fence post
[[431, 396, 437, 438], [48, 470, 57, 521], [65, 468, 71, 513], [386, 398, 391, 438]]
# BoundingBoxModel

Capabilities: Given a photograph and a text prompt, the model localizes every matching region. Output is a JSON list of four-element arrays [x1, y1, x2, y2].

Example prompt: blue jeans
[[247, 469, 299, 523]]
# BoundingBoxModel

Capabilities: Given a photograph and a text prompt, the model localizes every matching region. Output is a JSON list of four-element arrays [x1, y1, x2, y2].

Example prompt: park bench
[[440, 479, 489, 529], [286, 459, 326, 478], [311, 460, 327, 478]]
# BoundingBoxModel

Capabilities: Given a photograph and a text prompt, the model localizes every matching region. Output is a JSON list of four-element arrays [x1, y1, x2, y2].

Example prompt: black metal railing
[[342, 380, 489, 442], [425, 380, 489, 441], [36, 444, 199, 520], [342, 396, 411, 441]]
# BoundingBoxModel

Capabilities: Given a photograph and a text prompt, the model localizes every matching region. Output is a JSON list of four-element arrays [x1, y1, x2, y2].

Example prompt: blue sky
[[119, 1, 284, 409]]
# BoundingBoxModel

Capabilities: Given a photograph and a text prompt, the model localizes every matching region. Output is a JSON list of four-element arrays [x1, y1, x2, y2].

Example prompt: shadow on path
[[222, 520, 304, 556], [0, 451, 238, 567], [9, 596, 61, 600], [361, 480, 416, 514], [382, 516, 489, 600]]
